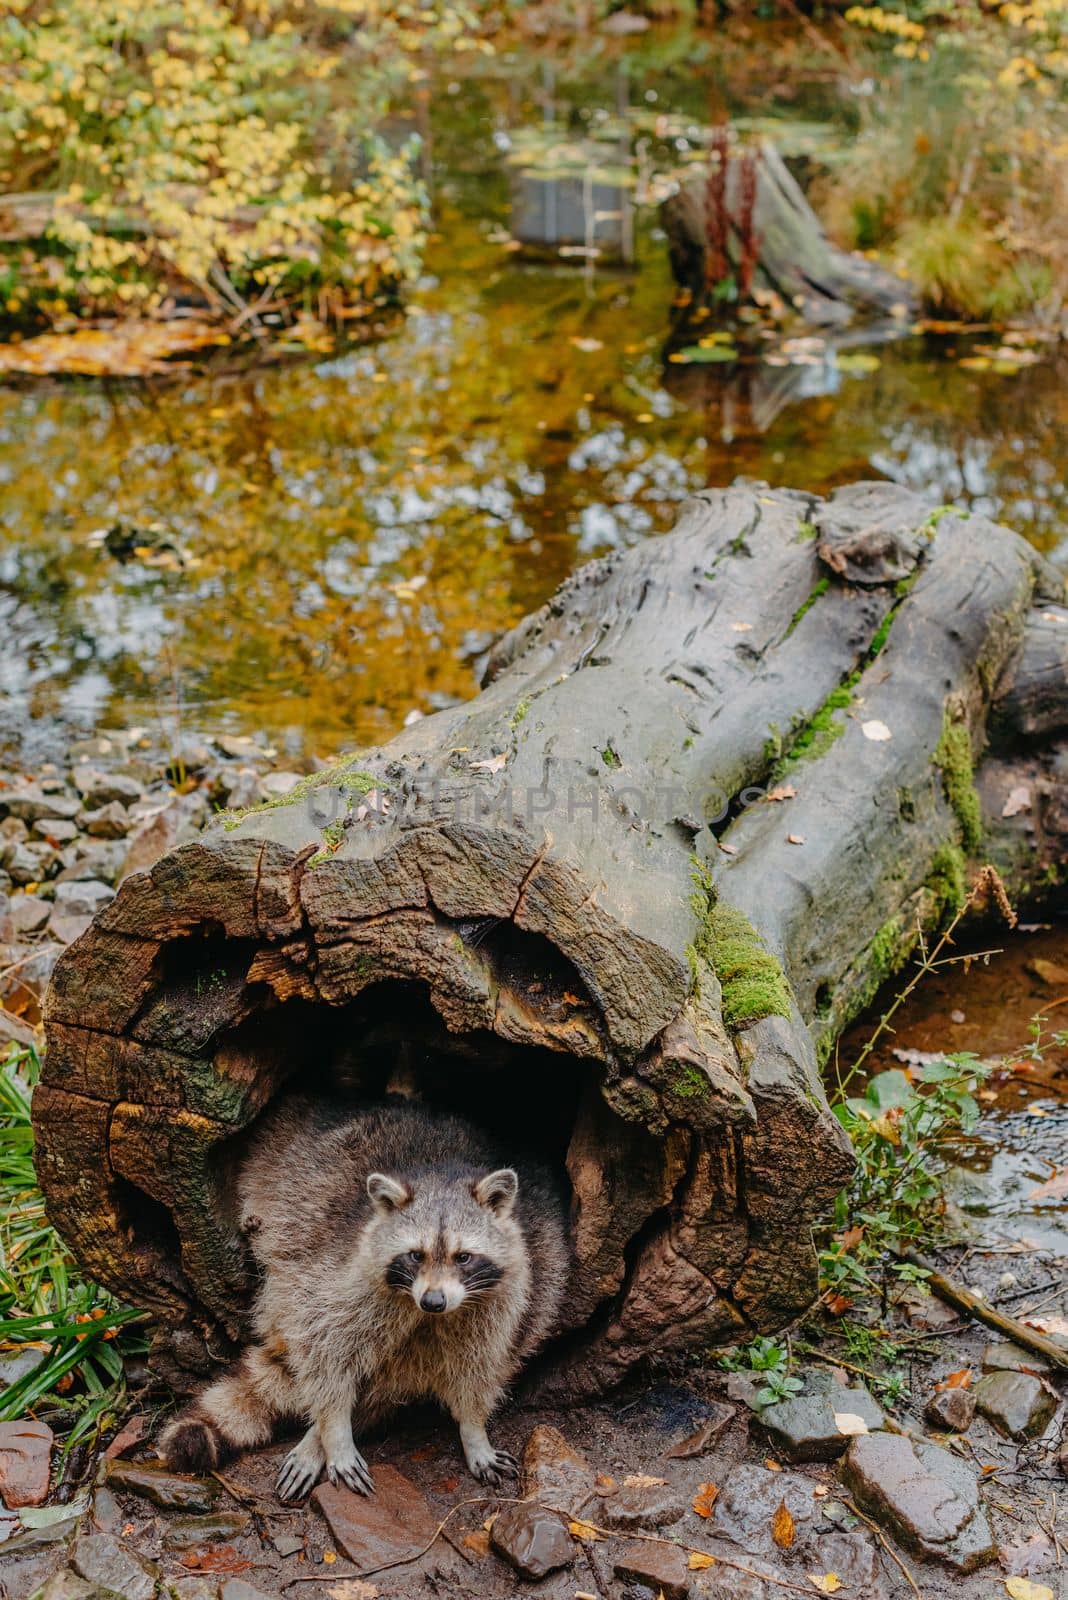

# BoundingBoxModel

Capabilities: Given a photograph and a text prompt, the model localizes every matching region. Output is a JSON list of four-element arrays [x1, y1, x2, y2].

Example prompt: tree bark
[[35, 482, 1067, 1400], [661, 142, 915, 325]]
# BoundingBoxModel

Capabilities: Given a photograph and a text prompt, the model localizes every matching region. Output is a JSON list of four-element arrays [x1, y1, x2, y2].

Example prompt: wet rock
[[0, 1419, 53, 1507], [163, 1511, 250, 1550], [982, 1341, 1051, 1375], [105, 1457, 221, 1512], [665, 1400, 736, 1458], [600, 1478, 685, 1530], [925, 1386, 976, 1433], [0, 895, 51, 938], [522, 1423, 597, 1514], [91, 1484, 122, 1533], [613, 1539, 691, 1599], [71, 1533, 158, 1600], [4, 841, 58, 885], [0, 1346, 44, 1389], [810, 1529, 887, 1597], [31, 818, 80, 846], [759, 1381, 883, 1463], [55, 841, 126, 885], [842, 1431, 996, 1571], [2, 787, 82, 825], [313, 1465, 437, 1572], [71, 769, 143, 809], [490, 1500, 575, 1579], [31, 1573, 97, 1600], [713, 1464, 816, 1556], [82, 802, 132, 839], [974, 1370, 1057, 1440]]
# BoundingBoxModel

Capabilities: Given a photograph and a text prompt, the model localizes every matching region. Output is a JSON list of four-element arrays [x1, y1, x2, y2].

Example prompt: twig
[[902, 1250, 1068, 1371], [840, 1494, 922, 1599]]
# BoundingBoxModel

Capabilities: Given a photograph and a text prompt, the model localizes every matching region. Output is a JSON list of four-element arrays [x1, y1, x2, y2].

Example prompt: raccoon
[[159, 1098, 571, 1500]]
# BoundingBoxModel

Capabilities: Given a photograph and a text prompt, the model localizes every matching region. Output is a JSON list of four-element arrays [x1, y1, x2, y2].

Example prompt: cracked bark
[[35, 482, 1068, 1399]]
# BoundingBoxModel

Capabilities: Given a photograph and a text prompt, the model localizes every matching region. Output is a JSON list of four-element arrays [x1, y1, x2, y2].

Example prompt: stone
[[82, 802, 132, 839], [31, 818, 80, 846], [925, 1386, 976, 1433], [91, 1484, 123, 1532], [665, 1400, 736, 1458], [599, 1479, 685, 1530], [4, 841, 57, 885], [260, 771, 303, 797], [982, 1341, 1051, 1375], [169, 1580, 219, 1600], [0, 1346, 44, 1389], [71, 769, 143, 808], [222, 768, 265, 812], [120, 795, 204, 881], [312, 1465, 437, 1573], [52, 880, 114, 918], [758, 1382, 883, 1462], [220, 1582, 275, 1600], [71, 1533, 158, 1600], [0, 895, 51, 938], [0, 817, 28, 843], [712, 1464, 817, 1556], [215, 735, 276, 763], [808, 1529, 887, 1597], [489, 1500, 575, 1579], [842, 1432, 996, 1571], [613, 1538, 691, 1600], [31, 1573, 97, 1600], [2, 787, 81, 825], [105, 1457, 221, 1512], [163, 1511, 250, 1550], [271, 1529, 305, 1557], [974, 1370, 1057, 1440], [55, 841, 126, 885], [522, 1424, 597, 1514], [0, 1419, 53, 1507], [50, 914, 95, 946]]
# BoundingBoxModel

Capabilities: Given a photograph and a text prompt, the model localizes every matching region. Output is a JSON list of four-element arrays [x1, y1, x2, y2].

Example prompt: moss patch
[[934, 707, 982, 851], [510, 696, 532, 730], [222, 756, 377, 830], [784, 575, 830, 638], [690, 863, 792, 1029], [774, 684, 852, 778], [928, 840, 967, 912]]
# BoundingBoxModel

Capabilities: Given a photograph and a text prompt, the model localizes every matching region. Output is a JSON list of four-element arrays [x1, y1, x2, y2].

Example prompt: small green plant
[[0, 1045, 145, 1444], [720, 1335, 803, 1410]]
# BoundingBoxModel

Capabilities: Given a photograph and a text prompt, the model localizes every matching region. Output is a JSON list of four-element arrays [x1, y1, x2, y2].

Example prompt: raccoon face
[[365, 1168, 520, 1315]]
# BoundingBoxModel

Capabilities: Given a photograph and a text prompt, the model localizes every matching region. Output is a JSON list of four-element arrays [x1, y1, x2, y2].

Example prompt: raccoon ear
[[473, 1168, 518, 1215], [366, 1172, 412, 1212]]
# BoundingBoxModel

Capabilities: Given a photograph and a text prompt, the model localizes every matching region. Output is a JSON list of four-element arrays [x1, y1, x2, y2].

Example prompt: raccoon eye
[[407, 1249, 425, 1265], [454, 1251, 472, 1265]]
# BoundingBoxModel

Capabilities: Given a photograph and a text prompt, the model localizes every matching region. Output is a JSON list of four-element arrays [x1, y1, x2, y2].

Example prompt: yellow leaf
[[808, 1576, 843, 1595], [692, 1482, 719, 1517], [833, 1412, 870, 1436], [1005, 1582, 1054, 1600], [688, 1552, 716, 1570], [322, 1550, 337, 1564], [569, 1520, 602, 1543], [771, 1500, 795, 1549]]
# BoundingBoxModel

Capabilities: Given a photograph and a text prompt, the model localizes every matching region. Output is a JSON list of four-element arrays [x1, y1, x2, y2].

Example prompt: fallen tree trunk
[[661, 141, 914, 325], [35, 482, 1068, 1400]]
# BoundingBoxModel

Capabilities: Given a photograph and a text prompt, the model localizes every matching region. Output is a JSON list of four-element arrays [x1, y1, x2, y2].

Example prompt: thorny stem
[[834, 864, 1016, 1099]]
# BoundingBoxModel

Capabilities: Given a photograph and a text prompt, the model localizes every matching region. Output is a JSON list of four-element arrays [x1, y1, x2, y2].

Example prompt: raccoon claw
[[327, 1450, 374, 1497], [471, 1448, 520, 1487], [277, 1439, 326, 1502]]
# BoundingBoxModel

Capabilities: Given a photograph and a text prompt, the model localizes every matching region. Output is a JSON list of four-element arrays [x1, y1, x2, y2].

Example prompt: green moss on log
[[928, 841, 967, 912], [222, 758, 378, 830], [934, 708, 982, 851], [690, 864, 792, 1029]]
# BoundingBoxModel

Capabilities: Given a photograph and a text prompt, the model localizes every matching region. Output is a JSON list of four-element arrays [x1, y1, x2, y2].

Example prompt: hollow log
[[35, 482, 1068, 1401], [661, 142, 914, 325]]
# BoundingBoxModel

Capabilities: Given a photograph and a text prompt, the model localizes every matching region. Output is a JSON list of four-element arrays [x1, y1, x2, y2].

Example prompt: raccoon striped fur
[[159, 1098, 571, 1500]]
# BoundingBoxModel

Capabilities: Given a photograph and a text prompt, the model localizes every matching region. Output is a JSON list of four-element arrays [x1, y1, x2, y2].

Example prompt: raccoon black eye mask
[[159, 1098, 571, 1499]]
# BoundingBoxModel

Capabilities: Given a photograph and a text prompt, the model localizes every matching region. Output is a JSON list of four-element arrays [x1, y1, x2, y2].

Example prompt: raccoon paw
[[277, 1434, 326, 1502], [159, 1415, 226, 1474], [469, 1447, 519, 1488], [327, 1445, 374, 1498]]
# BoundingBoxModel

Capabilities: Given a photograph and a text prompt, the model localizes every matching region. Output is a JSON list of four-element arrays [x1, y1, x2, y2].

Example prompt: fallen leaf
[[182, 1547, 251, 1575], [623, 1474, 668, 1488], [833, 1413, 869, 1436], [808, 1576, 843, 1595], [1022, 1313, 1068, 1336], [1002, 785, 1032, 818], [786, 833, 805, 845], [730, 621, 754, 632], [692, 1482, 719, 1518], [688, 1551, 716, 1570], [839, 1225, 865, 1250], [766, 784, 797, 803], [470, 753, 508, 774], [328, 1584, 380, 1600], [1001, 1531, 1056, 1577], [104, 1413, 147, 1460], [825, 1293, 853, 1316], [861, 720, 892, 742], [570, 337, 604, 352], [813, 1485, 830, 1498], [0, 319, 230, 377], [594, 1473, 617, 1491], [322, 1551, 337, 1564], [569, 1520, 603, 1543], [1005, 1580, 1054, 1600], [935, 1369, 973, 1391], [462, 1530, 491, 1557], [718, 841, 738, 855], [764, 1459, 782, 1471], [771, 1500, 795, 1548]]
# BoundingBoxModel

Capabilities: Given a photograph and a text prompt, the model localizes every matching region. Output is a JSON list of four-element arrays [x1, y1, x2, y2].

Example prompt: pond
[[2, 22, 1068, 769]]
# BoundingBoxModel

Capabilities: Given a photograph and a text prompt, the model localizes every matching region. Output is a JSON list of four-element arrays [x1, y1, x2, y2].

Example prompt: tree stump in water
[[35, 482, 1068, 1399], [661, 141, 914, 325]]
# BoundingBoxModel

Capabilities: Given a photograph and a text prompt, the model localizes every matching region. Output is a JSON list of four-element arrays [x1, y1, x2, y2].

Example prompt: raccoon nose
[[420, 1289, 447, 1314]]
